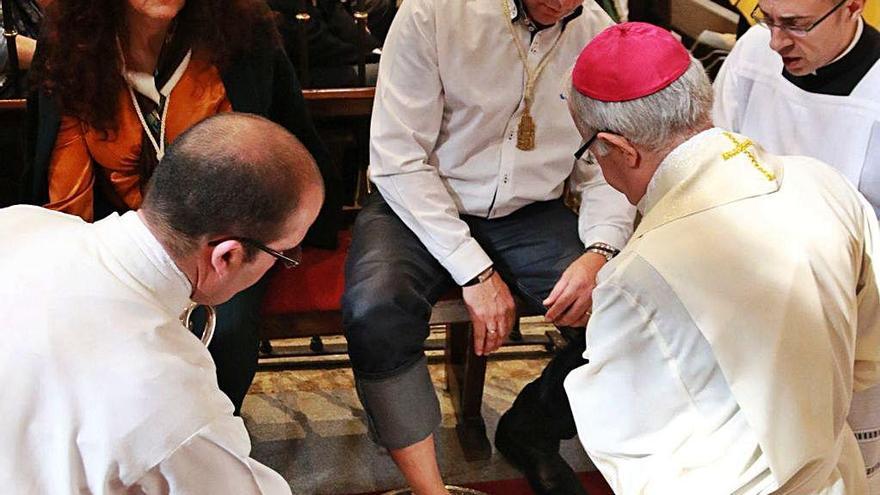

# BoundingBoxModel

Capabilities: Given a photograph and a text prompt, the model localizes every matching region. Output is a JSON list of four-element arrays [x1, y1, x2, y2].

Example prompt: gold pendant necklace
[[517, 104, 536, 150], [500, 0, 566, 151]]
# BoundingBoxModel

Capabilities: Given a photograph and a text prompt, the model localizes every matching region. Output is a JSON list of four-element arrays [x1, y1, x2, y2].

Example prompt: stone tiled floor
[[242, 320, 594, 494]]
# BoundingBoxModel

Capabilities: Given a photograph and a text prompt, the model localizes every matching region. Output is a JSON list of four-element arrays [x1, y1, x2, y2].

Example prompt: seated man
[[0, 113, 323, 493], [341, 0, 635, 493], [564, 23, 880, 494]]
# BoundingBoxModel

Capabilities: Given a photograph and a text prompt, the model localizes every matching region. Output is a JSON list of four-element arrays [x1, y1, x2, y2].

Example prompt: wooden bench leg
[[445, 322, 491, 461], [259, 338, 274, 355], [309, 335, 325, 353], [509, 316, 523, 342]]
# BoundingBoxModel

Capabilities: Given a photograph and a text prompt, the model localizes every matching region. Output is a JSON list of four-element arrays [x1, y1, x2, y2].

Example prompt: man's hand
[[543, 252, 606, 327], [462, 271, 516, 356]]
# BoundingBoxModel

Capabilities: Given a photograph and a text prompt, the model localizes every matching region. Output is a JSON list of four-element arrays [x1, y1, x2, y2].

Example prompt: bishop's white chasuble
[[565, 129, 880, 494], [714, 24, 880, 491]]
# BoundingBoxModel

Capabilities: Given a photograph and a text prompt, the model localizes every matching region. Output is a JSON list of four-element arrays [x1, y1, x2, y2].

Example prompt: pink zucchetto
[[572, 22, 691, 102]]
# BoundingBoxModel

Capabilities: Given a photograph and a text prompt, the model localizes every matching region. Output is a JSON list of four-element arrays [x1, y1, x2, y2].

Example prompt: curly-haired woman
[[28, 0, 341, 414]]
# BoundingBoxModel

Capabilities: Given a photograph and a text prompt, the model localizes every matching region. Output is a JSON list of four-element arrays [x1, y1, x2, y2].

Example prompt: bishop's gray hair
[[568, 58, 713, 153]]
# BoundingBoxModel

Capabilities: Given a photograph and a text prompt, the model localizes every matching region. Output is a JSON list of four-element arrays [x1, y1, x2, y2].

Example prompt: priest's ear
[[596, 132, 639, 168], [205, 238, 249, 278]]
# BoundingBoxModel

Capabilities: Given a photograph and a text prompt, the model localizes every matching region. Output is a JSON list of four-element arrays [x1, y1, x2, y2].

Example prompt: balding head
[[141, 112, 324, 259]]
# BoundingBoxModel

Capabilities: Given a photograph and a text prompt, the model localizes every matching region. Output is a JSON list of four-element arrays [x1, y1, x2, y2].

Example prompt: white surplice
[[713, 24, 880, 491], [713, 24, 880, 218], [0, 206, 291, 495], [565, 128, 880, 494]]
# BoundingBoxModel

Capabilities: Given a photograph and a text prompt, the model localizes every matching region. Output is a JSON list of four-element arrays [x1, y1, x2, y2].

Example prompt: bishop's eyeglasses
[[208, 237, 302, 269], [750, 0, 848, 37], [574, 130, 606, 161]]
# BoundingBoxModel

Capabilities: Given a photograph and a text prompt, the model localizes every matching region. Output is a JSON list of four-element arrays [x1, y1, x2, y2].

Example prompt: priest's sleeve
[[133, 416, 292, 494]]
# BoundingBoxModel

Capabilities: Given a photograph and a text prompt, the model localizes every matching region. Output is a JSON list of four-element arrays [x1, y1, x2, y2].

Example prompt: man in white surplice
[[563, 23, 880, 494], [0, 113, 323, 494]]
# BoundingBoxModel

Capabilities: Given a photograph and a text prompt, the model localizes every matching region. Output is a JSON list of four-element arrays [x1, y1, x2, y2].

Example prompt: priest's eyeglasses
[[208, 237, 302, 269], [750, 0, 847, 37]]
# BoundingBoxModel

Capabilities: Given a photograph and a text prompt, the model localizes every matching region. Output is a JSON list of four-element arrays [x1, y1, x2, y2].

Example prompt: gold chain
[[501, 0, 567, 150]]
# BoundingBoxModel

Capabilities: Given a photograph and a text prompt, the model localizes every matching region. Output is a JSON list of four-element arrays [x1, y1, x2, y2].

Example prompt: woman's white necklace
[[128, 86, 170, 161], [116, 37, 191, 161]]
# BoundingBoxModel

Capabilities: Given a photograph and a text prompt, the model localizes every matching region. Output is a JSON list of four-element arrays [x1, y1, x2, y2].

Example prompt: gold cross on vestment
[[721, 132, 776, 181]]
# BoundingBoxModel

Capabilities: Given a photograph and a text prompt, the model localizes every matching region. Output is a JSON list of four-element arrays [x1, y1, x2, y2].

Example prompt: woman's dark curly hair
[[32, 0, 279, 132]]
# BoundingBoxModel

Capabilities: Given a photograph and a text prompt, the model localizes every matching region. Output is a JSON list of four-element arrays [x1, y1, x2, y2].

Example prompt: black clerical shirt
[[782, 21, 880, 96]]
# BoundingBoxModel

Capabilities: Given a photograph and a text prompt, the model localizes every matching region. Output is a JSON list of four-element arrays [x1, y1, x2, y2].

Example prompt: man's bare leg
[[389, 434, 449, 495]]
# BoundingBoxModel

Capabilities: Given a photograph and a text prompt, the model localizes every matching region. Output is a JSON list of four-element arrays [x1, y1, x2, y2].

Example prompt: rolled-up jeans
[[342, 192, 586, 450]]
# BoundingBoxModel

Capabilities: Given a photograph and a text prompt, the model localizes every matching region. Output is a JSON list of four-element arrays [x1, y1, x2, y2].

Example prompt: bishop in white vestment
[[567, 128, 880, 494], [565, 23, 880, 494], [713, 2, 880, 486]]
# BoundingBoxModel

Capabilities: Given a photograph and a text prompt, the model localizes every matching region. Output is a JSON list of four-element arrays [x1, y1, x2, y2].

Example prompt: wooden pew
[[303, 87, 375, 118]]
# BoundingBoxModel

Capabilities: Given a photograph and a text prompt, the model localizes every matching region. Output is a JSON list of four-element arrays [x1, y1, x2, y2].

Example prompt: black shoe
[[495, 409, 589, 495]]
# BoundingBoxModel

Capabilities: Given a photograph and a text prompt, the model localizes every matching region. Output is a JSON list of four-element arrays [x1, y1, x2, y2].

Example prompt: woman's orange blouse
[[45, 58, 233, 221]]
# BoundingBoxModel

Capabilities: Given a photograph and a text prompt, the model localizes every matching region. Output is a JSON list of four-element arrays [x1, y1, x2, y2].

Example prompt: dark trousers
[[190, 278, 267, 415], [342, 192, 587, 449]]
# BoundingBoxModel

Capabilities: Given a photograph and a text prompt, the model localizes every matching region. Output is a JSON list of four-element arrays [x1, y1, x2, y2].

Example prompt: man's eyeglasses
[[208, 237, 302, 269], [574, 131, 605, 161], [750, 0, 848, 37]]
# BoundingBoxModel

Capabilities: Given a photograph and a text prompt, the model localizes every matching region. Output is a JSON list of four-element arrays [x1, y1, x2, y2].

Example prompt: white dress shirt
[[565, 129, 880, 494], [0, 206, 290, 495], [369, 0, 635, 284]]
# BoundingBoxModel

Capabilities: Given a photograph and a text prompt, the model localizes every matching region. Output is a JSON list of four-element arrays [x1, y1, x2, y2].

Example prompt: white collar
[[123, 49, 192, 105], [95, 211, 193, 315], [637, 127, 724, 215]]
